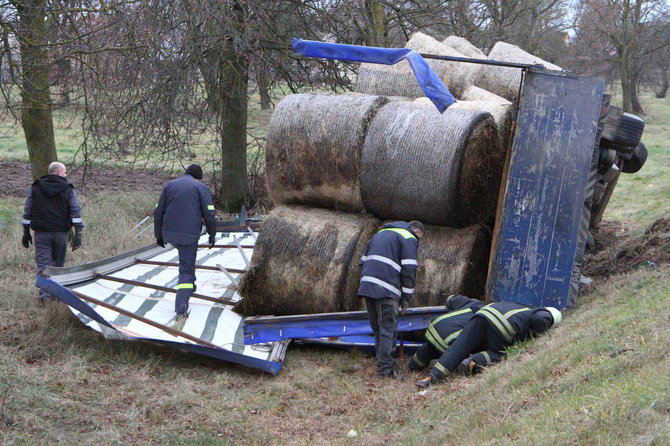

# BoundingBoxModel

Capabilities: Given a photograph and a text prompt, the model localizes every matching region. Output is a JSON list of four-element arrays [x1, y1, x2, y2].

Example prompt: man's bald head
[[48, 162, 67, 176]]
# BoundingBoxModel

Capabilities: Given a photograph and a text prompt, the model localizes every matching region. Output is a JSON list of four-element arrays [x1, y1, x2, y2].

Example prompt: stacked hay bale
[[413, 223, 492, 306], [414, 94, 514, 149], [443, 36, 486, 59], [236, 205, 378, 316], [476, 41, 562, 101], [356, 32, 478, 99], [265, 93, 388, 212], [240, 35, 554, 314], [361, 100, 504, 227]]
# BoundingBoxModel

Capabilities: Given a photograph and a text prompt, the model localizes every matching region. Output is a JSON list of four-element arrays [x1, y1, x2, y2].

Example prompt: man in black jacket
[[154, 164, 217, 320], [22, 162, 83, 302], [416, 301, 562, 388], [358, 220, 424, 378], [407, 294, 484, 372]]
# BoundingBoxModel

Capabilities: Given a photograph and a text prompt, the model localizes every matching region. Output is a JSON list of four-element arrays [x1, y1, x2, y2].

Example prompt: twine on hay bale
[[355, 59, 425, 98], [476, 41, 562, 101], [414, 96, 514, 148], [442, 36, 486, 59], [265, 93, 388, 212], [235, 205, 380, 316], [361, 101, 504, 227], [413, 223, 492, 306], [461, 85, 511, 105], [451, 99, 514, 150]]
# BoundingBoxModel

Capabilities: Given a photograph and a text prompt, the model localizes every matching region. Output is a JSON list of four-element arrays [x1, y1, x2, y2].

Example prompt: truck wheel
[[621, 142, 647, 174], [614, 112, 644, 147]]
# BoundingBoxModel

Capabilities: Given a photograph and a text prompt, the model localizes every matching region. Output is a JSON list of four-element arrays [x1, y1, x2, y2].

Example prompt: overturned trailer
[[38, 37, 642, 374]]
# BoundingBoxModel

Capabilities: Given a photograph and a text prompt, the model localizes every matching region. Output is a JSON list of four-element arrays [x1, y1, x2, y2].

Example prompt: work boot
[[416, 375, 433, 389], [457, 357, 482, 376], [416, 370, 446, 388], [171, 310, 190, 332]]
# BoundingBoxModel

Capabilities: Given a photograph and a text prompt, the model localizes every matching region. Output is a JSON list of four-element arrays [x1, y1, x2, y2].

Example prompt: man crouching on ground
[[358, 220, 424, 379]]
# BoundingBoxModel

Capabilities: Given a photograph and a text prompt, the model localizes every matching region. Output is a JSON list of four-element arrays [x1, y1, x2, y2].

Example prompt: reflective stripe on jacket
[[475, 302, 553, 344], [154, 174, 217, 245], [357, 221, 419, 302], [426, 295, 485, 352]]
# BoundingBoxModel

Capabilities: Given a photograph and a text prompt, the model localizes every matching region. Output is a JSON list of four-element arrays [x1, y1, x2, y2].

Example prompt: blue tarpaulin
[[292, 38, 456, 113]]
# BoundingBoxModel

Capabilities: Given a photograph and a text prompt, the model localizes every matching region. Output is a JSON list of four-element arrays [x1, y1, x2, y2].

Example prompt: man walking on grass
[[154, 164, 217, 325], [358, 220, 424, 378], [22, 161, 83, 303]]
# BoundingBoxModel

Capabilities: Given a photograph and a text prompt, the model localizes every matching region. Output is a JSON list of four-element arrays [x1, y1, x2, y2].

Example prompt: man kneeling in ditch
[[415, 301, 562, 388]]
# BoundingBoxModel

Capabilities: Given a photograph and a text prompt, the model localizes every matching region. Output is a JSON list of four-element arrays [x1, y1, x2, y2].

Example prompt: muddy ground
[[584, 217, 670, 278], [1, 161, 174, 198]]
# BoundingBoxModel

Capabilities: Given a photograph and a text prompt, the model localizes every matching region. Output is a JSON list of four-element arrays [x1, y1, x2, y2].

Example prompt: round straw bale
[[476, 41, 562, 101], [404, 32, 474, 98], [361, 101, 504, 227], [414, 96, 513, 147], [442, 36, 486, 59], [355, 59, 425, 98], [461, 85, 511, 105], [266, 93, 388, 213], [235, 205, 380, 316], [451, 100, 514, 149], [413, 223, 492, 306]]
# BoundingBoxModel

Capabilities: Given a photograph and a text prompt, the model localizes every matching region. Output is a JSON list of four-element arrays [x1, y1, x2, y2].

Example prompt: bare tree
[[573, 0, 670, 114]]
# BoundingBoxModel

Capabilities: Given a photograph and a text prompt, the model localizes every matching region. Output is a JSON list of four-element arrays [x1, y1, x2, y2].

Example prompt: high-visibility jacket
[[154, 174, 217, 245], [357, 221, 419, 303], [425, 294, 485, 352], [474, 302, 554, 344]]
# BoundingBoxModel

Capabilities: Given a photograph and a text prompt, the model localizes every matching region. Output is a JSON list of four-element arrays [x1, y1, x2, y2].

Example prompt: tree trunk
[[217, 23, 249, 212], [629, 71, 643, 115], [256, 62, 272, 111], [656, 69, 668, 98], [363, 0, 387, 47], [14, 0, 57, 180]]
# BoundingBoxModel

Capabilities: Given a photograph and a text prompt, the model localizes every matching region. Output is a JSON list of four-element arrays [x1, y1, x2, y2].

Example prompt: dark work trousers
[[34, 231, 68, 300], [433, 316, 507, 376], [173, 242, 198, 315], [408, 341, 442, 370], [364, 297, 399, 376]]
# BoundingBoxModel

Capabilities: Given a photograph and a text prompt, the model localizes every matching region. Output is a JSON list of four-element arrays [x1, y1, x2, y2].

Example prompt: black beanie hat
[[185, 164, 203, 179]]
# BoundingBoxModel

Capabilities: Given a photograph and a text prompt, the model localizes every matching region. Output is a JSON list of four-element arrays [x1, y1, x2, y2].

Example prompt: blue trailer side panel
[[486, 70, 604, 309]]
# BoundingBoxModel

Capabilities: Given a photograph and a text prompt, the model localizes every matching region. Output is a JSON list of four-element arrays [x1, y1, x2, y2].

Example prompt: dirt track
[[2, 161, 176, 198]]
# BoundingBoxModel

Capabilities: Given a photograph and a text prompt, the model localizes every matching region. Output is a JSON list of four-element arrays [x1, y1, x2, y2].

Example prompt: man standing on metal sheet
[[22, 162, 83, 303], [407, 294, 484, 372], [154, 164, 217, 322], [416, 302, 562, 388], [358, 220, 424, 378]]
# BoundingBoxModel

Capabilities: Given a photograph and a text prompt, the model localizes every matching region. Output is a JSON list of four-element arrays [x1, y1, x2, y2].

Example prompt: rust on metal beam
[[95, 273, 236, 305], [70, 289, 219, 348], [137, 259, 246, 274]]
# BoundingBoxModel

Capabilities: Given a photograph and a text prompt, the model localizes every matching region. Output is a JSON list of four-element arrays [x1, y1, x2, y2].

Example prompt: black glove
[[400, 296, 412, 314], [208, 233, 216, 249], [71, 225, 83, 251], [156, 238, 165, 248], [21, 225, 32, 249]]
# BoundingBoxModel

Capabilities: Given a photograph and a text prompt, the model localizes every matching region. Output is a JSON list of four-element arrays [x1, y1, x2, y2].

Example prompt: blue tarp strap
[[292, 38, 456, 113]]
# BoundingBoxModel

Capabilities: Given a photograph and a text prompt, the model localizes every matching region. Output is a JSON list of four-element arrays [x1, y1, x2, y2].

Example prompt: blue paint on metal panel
[[487, 70, 604, 309], [243, 307, 445, 344]]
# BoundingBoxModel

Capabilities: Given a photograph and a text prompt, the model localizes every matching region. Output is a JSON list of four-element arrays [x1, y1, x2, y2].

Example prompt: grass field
[[1, 91, 669, 445]]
